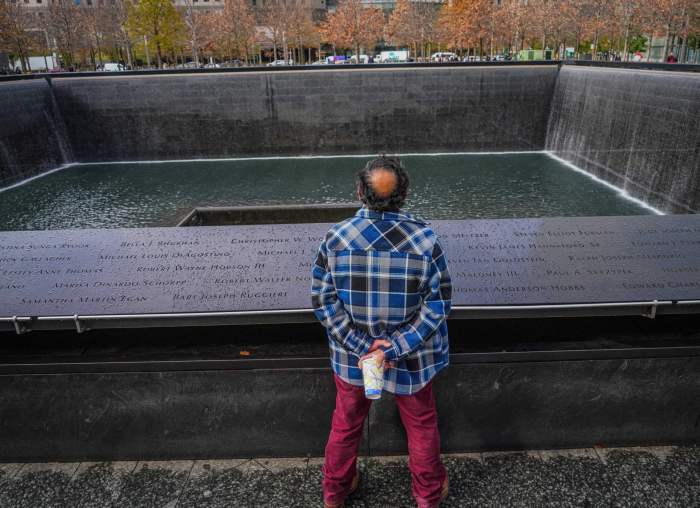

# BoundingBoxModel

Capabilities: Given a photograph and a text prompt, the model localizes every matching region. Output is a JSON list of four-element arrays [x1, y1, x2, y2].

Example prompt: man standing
[[311, 156, 451, 508]]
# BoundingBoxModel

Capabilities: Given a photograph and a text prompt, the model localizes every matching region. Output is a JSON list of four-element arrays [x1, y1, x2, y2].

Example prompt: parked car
[[349, 54, 370, 64], [221, 60, 245, 68], [431, 52, 457, 62], [102, 62, 125, 72], [175, 62, 200, 69], [267, 59, 293, 66], [310, 60, 327, 65], [204, 62, 221, 69]]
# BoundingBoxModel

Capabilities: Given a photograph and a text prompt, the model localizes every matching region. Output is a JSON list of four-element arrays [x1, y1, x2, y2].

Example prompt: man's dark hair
[[356, 156, 409, 212]]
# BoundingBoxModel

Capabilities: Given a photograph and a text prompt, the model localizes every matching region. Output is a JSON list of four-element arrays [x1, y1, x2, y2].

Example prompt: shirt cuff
[[382, 343, 399, 361]]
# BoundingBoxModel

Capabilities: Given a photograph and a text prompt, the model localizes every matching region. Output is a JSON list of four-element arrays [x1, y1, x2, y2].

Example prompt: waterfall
[[545, 66, 700, 214], [0, 80, 73, 188], [44, 77, 74, 165], [0, 139, 14, 186]]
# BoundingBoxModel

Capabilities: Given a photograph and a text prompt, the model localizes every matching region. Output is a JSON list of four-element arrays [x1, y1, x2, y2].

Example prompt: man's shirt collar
[[355, 207, 425, 225]]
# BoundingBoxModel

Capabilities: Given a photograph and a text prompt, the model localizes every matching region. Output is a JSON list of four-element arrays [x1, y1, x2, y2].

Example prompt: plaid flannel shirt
[[311, 207, 451, 395]]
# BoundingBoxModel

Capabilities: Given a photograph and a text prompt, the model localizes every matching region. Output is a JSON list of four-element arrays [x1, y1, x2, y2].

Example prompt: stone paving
[[0, 446, 697, 507]]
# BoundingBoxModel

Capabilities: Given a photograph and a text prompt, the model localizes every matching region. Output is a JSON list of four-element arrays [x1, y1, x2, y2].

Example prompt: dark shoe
[[324, 472, 360, 508]]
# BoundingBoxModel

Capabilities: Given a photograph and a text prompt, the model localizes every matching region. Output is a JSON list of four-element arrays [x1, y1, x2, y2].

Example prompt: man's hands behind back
[[360, 339, 395, 370]]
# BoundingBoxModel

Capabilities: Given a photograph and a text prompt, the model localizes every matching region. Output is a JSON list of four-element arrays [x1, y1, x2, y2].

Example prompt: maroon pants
[[322, 375, 446, 508]]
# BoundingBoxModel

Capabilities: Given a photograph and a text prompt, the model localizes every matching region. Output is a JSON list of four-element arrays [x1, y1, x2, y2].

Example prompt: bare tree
[[287, 0, 315, 64], [260, 0, 298, 61], [180, 0, 206, 65], [213, 0, 256, 62], [611, 0, 643, 60], [48, 0, 83, 67], [0, 0, 35, 71], [110, 0, 135, 68], [81, 4, 112, 69], [581, 0, 612, 59]]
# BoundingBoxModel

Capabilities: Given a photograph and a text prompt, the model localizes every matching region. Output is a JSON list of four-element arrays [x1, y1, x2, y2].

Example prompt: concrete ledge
[[177, 203, 360, 226]]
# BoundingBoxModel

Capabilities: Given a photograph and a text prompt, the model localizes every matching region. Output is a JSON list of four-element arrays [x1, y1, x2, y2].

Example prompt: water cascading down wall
[[0, 63, 699, 214]]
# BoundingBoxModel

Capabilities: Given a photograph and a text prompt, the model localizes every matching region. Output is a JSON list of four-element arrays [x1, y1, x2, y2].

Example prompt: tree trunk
[[144, 35, 151, 67], [661, 24, 670, 59], [282, 33, 288, 63], [679, 36, 687, 63], [622, 24, 630, 61], [593, 32, 599, 59], [15, 40, 27, 72], [126, 40, 133, 68], [96, 34, 104, 67]]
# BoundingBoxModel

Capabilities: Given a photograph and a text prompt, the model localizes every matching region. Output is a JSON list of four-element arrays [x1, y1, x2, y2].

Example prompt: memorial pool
[[0, 152, 654, 231]]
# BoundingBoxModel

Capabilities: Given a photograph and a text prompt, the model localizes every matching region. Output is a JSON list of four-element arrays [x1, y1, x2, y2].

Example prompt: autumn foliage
[[437, 0, 700, 61], [320, 0, 384, 59], [2, 0, 700, 71]]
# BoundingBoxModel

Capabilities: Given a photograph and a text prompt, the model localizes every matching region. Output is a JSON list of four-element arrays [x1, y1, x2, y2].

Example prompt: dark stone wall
[[0, 79, 72, 187], [546, 66, 700, 214], [0, 356, 697, 460], [51, 66, 558, 162]]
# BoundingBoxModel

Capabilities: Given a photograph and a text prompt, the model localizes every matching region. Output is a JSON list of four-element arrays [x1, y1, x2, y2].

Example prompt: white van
[[431, 52, 457, 62], [350, 54, 370, 64], [103, 62, 125, 72]]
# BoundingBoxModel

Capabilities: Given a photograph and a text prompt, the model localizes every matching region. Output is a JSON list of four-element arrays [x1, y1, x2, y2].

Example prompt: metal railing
[[3, 60, 700, 84], [2, 299, 700, 335]]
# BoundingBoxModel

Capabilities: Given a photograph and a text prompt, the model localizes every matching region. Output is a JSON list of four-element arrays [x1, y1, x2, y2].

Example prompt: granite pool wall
[[50, 65, 557, 161], [546, 65, 700, 213]]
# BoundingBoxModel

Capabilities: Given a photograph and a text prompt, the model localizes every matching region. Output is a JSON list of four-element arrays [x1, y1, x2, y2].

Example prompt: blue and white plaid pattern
[[311, 207, 451, 395]]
